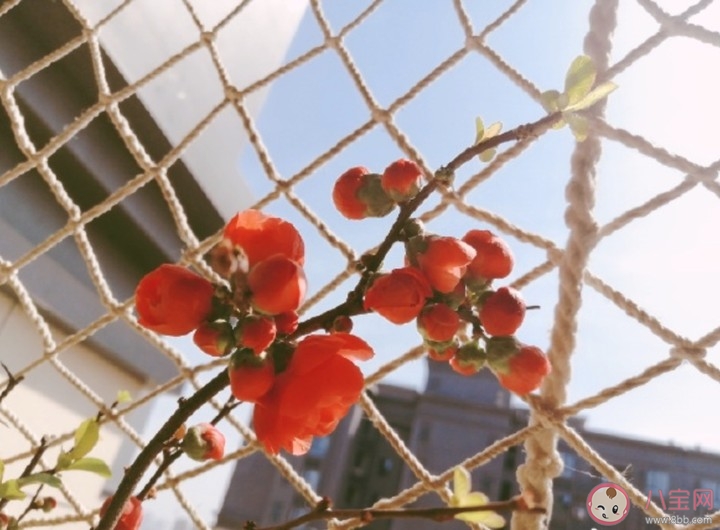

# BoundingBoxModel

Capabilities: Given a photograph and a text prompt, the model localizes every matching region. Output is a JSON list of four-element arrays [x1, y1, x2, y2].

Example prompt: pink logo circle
[[586, 482, 630, 525]]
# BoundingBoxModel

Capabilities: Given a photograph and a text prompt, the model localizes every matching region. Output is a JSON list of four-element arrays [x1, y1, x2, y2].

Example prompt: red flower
[[363, 267, 433, 324], [462, 230, 514, 282], [228, 353, 275, 403], [417, 303, 461, 343], [332, 166, 394, 220], [100, 495, 143, 530], [135, 264, 214, 336], [415, 236, 476, 293], [193, 321, 234, 357], [253, 333, 373, 454], [427, 341, 457, 362], [182, 423, 226, 461], [479, 287, 526, 336], [248, 255, 307, 315], [494, 345, 550, 395], [274, 311, 299, 335], [381, 159, 423, 202], [223, 209, 305, 267], [237, 316, 277, 354]]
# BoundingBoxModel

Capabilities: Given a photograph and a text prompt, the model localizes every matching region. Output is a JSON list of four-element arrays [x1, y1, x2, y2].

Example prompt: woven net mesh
[[1, 0, 720, 528]]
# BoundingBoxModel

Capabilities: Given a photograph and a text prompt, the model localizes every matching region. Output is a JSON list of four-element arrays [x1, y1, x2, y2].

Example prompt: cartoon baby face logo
[[586, 482, 630, 525]]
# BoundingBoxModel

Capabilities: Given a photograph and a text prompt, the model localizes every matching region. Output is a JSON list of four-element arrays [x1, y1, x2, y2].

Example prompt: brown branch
[[97, 110, 560, 529], [0, 437, 48, 511], [247, 496, 545, 530], [0, 362, 24, 406]]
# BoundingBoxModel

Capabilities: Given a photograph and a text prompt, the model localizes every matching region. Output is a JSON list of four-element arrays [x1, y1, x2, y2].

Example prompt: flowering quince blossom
[[100, 495, 143, 530], [413, 235, 476, 293], [228, 352, 275, 403], [135, 264, 214, 336], [381, 158, 423, 202], [492, 344, 551, 395], [192, 321, 234, 357], [247, 255, 306, 315], [479, 286, 526, 336], [332, 166, 395, 220], [253, 333, 373, 455], [223, 209, 304, 267], [462, 229, 514, 282], [182, 423, 226, 461], [417, 303, 461, 343], [363, 267, 433, 324]]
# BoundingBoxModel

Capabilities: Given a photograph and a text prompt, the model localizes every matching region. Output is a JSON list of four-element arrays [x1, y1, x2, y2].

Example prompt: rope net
[[0, 0, 719, 528]]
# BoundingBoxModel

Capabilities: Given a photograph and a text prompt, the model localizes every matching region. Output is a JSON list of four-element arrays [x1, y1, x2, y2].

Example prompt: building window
[[302, 468, 321, 490], [308, 436, 330, 459], [646, 470, 670, 493], [378, 457, 394, 476], [559, 451, 576, 478]]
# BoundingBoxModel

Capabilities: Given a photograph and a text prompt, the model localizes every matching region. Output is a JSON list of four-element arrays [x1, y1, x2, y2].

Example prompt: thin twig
[[0, 362, 24, 406], [0, 437, 48, 511], [247, 496, 545, 530]]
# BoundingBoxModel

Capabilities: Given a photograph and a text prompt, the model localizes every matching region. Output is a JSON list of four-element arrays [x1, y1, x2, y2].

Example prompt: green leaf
[[0, 479, 26, 500], [565, 81, 617, 111], [68, 418, 100, 461], [564, 55, 596, 105], [56, 451, 73, 471], [64, 457, 112, 478], [540, 89, 562, 113], [116, 390, 132, 404], [453, 466, 471, 498], [450, 466, 505, 528], [17, 473, 62, 489], [0, 459, 4, 483], [565, 113, 589, 142]]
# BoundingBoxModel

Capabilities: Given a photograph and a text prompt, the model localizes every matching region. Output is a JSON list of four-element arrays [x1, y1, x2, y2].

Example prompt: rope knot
[[670, 346, 706, 361]]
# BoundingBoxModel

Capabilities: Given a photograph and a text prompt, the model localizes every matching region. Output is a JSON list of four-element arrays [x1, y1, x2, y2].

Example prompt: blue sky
[[239, 0, 720, 451]]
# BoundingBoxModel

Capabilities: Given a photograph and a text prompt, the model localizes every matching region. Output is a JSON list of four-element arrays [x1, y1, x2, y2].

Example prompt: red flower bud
[[363, 267, 433, 324], [332, 166, 395, 220], [463, 229, 514, 283], [479, 287, 526, 336], [182, 423, 226, 461], [223, 209, 305, 267], [426, 339, 458, 362], [228, 352, 275, 403], [381, 159, 423, 202], [193, 321, 234, 357], [237, 316, 277, 354], [248, 256, 307, 315], [413, 236, 476, 293], [100, 495, 143, 530], [135, 264, 214, 336], [274, 311, 299, 335], [449, 342, 486, 376], [493, 345, 550, 395], [417, 303, 461, 343]]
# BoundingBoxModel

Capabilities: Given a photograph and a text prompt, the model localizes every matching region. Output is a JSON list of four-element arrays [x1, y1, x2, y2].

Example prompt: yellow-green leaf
[[17, 473, 62, 489], [56, 451, 73, 471], [565, 81, 617, 112], [474, 117, 485, 144], [0, 479, 26, 500], [479, 148, 496, 162], [68, 418, 99, 461], [0, 460, 4, 483], [65, 457, 111, 478], [564, 55, 596, 105], [565, 113, 589, 142], [540, 89, 561, 113], [484, 122, 502, 139], [116, 390, 132, 404], [450, 466, 506, 528]]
